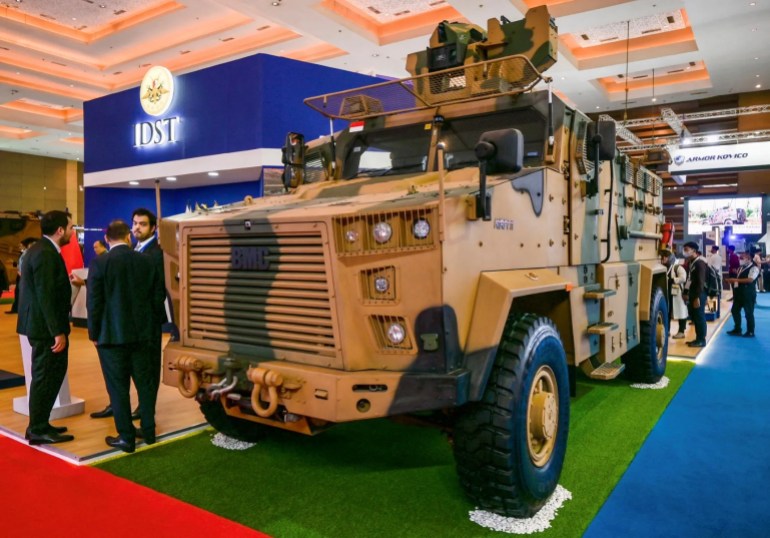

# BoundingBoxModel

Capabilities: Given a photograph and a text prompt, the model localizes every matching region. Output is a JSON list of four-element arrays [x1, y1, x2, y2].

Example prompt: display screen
[[685, 196, 764, 235]]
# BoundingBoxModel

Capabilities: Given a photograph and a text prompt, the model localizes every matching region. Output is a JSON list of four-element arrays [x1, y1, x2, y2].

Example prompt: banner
[[669, 141, 770, 174]]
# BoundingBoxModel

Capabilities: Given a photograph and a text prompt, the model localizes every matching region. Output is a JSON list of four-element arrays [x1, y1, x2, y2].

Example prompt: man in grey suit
[[17, 210, 75, 445], [87, 220, 166, 453]]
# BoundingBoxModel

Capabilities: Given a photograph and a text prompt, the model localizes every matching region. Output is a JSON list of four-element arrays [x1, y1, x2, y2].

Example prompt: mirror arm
[[476, 160, 492, 221]]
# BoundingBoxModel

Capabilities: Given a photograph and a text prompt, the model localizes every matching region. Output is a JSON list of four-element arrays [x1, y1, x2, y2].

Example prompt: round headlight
[[373, 222, 392, 244], [345, 229, 359, 243], [386, 323, 406, 344], [374, 277, 389, 293], [412, 219, 430, 239]]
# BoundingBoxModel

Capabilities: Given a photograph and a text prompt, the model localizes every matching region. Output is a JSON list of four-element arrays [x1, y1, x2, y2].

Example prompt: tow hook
[[247, 367, 284, 417], [172, 356, 205, 398], [208, 375, 239, 400]]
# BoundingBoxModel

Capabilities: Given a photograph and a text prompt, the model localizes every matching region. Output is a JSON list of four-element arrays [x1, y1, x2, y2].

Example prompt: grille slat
[[187, 232, 336, 356], [190, 315, 334, 336]]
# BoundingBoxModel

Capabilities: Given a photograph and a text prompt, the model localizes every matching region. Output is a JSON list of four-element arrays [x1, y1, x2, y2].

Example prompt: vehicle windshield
[[342, 122, 432, 179], [440, 108, 547, 170]]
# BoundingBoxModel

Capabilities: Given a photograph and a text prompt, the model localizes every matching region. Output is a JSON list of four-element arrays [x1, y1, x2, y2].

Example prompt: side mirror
[[474, 128, 524, 220], [586, 121, 616, 160], [585, 121, 615, 197], [476, 128, 524, 174], [281, 132, 306, 190]]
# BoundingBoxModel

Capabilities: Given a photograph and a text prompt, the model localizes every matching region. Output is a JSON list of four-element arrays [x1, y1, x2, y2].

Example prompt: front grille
[[186, 232, 336, 357]]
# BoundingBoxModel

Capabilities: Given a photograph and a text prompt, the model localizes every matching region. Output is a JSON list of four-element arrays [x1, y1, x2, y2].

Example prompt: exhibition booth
[[0, 54, 380, 462]]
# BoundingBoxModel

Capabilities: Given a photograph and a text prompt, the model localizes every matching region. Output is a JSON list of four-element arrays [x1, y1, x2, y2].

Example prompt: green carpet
[[98, 360, 693, 538]]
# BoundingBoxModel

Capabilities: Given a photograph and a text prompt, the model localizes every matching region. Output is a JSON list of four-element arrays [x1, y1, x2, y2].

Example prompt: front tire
[[200, 400, 266, 442], [622, 286, 668, 383], [453, 314, 570, 517]]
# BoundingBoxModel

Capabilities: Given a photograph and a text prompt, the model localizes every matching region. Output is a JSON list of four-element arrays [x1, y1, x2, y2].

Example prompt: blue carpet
[[585, 293, 770, 537]]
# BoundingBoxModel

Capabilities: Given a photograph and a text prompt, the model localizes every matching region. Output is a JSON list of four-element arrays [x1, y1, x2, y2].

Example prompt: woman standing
[[662, 250, 688, 339]]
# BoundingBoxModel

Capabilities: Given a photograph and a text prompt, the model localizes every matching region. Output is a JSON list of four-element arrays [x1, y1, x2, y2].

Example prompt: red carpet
[[0, 436, 270, 537]]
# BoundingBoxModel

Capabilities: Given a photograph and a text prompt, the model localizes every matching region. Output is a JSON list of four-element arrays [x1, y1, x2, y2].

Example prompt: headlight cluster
[[370, 315, 412, 350], [334, 210, 434, 256]]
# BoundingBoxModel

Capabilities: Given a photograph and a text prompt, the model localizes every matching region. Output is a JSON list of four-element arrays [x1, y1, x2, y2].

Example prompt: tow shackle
[[247, 367, 284, 417]]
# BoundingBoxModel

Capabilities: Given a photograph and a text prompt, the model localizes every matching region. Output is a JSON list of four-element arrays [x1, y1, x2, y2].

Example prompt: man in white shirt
[[707, 246, 722, 275]]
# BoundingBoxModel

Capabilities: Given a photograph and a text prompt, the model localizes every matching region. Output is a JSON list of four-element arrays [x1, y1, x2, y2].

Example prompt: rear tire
[[453, 313, 570, 517], [622, 286, 668, 383], [200, 400, 266, 442]]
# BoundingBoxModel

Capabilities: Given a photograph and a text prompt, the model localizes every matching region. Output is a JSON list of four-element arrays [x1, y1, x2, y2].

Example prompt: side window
[[305, 152, 328, 183]]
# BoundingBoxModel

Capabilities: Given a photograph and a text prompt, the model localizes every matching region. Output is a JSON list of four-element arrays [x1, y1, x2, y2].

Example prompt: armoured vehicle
[[0, 212, 41, 292], [160, 6, 668, 517]]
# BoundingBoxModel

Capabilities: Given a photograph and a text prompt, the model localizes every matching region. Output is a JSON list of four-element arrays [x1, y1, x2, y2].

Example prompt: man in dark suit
[[90, 207, 175, 420], [87, 220, 166, 453], [17, 210, 75, 445]]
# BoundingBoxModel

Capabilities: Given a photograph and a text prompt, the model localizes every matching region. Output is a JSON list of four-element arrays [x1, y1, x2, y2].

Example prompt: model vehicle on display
[[0, 212, 40, 292], [704, 206, 746, 226], [159, 6, 669, 517]]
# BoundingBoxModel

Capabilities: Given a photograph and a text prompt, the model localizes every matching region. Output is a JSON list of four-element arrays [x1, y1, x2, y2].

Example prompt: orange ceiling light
[[0, 1, 183, 44], [60, 137, 85, 145], [561, 9, 698, 70], [0, 125, 41, 140], [1, 99, 84, 123], [319, 0, 463, 45], [519, 0, 633, 18], [155, 26, 301, 78], [284, 43, 348, 63], [597, 61, 711, 101]]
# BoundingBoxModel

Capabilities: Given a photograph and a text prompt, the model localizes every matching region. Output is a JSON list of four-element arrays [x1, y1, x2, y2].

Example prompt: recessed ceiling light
[[757, 84, 763, 88], [99, 4, 106, 7], [208, 171, 219, 177], [749, 1, 756, 5], [755, 57, 760, 60], [129, 181, 139, 186], [271, 1, 280, 5], [651, 97, 657, 102], [595, 106, 601, 109], [166, 176, 177, 181]]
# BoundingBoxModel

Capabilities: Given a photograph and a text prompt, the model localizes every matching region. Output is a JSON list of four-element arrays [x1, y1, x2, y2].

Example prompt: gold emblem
[[139, 66, 174, 116]]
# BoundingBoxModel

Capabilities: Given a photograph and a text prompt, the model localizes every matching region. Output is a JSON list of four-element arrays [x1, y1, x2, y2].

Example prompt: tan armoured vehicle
[[160, 6, 669, 517], [0, 212, 41, 292]]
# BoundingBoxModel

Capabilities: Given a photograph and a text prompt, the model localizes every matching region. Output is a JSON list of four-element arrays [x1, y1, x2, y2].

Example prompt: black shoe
[[135, 429, 156, 445], [726, 329, 742, 336], [131, 407, 141, 421], [105, 435, 135, 453], [742, 332, 755, 338], [686, 340, 706, 348], [90, 405, 113, 418], [26, 430, 74, 445], [47, 424, 68, 434]]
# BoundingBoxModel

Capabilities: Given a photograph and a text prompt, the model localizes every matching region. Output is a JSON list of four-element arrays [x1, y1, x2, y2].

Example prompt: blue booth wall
[[84, 54, 380, 173], [84, 54, 382, 265], [83, 178, 264, 267]]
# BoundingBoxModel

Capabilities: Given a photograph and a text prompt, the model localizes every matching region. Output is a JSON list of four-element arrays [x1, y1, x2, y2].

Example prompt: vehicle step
[[584, 288, 617, 300], [586, 362, 626, 380], [586, 322, 619, 335]]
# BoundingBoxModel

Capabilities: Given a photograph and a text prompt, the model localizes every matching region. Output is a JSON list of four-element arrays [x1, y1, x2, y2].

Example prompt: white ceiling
[[0, 0, 768, 163]]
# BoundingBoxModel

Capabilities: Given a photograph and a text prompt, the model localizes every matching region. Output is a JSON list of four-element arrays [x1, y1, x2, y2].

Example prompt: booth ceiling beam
[[619, 128, 770, 152], [620, 104, 770, 128], [599, 114, 643, 147], [660, 107, 690, 139]]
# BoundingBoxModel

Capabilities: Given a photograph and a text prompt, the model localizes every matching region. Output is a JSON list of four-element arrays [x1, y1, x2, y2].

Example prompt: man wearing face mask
[[682, 241, 707, 348], [725, 250, 759, 338]]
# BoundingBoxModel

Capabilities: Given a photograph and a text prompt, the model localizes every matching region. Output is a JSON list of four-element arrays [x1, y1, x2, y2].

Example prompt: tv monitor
[[685, 195, 764, 236]]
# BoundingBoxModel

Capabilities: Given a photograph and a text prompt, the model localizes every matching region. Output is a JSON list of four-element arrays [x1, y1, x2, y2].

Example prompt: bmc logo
[[231, 246, 270, 270]]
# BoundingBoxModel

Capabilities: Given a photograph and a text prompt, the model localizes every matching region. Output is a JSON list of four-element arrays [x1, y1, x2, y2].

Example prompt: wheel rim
[[654, 309, 666, 364], [526, 365, 559, 467]]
